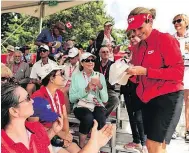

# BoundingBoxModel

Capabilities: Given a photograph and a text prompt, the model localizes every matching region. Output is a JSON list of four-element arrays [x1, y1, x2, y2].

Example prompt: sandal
[[185, 131, 189, 143], [124, 142, 142, 152], [172, 131, 179, 139]]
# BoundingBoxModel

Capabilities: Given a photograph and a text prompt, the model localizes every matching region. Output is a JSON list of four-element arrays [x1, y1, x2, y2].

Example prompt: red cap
[[126, 14, 152, 31]]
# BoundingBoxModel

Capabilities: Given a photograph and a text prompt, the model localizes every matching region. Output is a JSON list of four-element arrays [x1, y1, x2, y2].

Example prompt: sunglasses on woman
[[172, 19, 182, 24], [82, 59, 95, 63]]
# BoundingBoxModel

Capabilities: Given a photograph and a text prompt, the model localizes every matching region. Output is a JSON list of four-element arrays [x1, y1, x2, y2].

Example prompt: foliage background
[[1, 1, 128, 53]]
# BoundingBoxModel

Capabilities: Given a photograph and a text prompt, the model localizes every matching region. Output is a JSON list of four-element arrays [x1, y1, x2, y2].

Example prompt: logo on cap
[[128, 17, 134, 23]]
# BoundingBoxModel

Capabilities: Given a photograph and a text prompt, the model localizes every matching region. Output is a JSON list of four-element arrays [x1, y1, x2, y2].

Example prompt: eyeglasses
[[101, 51, 109, 54], [82, 59, 95, 63], [55, 71, 65, 77], [19, 94, 31, 104], [128, 35, 136, 40], [172, 19, 182, 24]]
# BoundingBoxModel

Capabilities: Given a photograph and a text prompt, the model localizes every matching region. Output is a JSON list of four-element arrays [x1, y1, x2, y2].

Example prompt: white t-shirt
[[173, 30, 189, 89], [62, 62, 80, 83], [30, 58, 57, 80]]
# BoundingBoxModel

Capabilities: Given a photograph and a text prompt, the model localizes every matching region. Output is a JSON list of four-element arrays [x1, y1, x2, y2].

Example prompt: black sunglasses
[[19, 94, 31, 104], [39, 49, 48, 53], [172, 19, 182, 24], [82, 59, 95, 63]]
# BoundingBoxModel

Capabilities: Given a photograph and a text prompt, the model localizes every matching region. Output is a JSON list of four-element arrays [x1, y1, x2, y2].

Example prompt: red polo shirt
[[1, 121, 50, 153], [130, 29, 184, 103]]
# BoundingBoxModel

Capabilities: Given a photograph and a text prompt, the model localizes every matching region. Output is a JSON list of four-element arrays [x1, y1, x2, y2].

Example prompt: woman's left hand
[[127, 66, 147, 75]]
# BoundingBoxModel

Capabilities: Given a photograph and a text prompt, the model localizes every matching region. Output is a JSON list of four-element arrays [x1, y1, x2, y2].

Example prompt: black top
[[94, 60, 115, 90]]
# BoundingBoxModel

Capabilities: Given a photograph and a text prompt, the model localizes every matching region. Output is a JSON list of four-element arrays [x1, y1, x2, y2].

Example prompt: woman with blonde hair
[[1, 63, 13, 84], [172, 14, 189, 142], [126, 7, 184, 153]]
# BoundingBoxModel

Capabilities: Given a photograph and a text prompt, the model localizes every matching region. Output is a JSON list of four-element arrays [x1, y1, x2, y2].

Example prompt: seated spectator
[[94, 46, 119, 117], [69, 52, 108, 148], [26, 44, 57, 95], [1, 83, 64, 153], [6, 45, 15, 67], [35, 21, 65, 61], [59, 47, 80, 113], [1, 63, 13, 84], [20, 45, 34, 67], [86, 37, 96, 54], [8, 51, 30, 88], [29, 63, 81, 153], [1, 83, 114, 153], [60, 47, 80, 91]]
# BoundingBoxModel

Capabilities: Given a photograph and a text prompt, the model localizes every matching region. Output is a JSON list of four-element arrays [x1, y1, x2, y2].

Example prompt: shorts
[[142, 90, 184, 144]]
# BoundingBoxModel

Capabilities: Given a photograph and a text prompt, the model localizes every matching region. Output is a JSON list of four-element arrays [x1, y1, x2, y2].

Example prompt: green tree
[[1, 1, 128, 52]]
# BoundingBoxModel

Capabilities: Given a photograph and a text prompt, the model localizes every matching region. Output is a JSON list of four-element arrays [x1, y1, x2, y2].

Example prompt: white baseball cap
[[7, 45, 15, 52], [68, 47, 79, 58], [39, 44, 49, 51], [80, 52, 96, 62], [38, 64, 63, 80], [109, 58, 131, 85]]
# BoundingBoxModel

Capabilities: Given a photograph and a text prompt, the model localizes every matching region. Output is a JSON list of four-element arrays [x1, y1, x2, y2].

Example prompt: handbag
[[77, 98, 95, 112]]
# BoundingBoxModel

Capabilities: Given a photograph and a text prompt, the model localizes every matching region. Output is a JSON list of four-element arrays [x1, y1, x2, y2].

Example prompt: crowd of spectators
[[1, 10, 189, 153]]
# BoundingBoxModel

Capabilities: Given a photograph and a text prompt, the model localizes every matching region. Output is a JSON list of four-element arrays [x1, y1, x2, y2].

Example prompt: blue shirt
[[36, 28, 63, 56]]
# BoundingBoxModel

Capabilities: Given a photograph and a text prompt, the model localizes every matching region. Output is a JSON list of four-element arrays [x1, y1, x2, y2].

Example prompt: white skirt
[[184, 67, 189, 89]]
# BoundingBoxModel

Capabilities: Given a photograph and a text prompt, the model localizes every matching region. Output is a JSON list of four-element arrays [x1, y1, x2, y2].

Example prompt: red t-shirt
[[1, 121, 50, 153]]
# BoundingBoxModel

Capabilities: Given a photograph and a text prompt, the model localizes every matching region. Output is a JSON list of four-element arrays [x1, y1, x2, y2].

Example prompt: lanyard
[[82, 71, 91, 84], [12, 62, 22, 74], [69, 65, 76, 78], [100, 61, 109, 76], [46, 88, 62, 114]]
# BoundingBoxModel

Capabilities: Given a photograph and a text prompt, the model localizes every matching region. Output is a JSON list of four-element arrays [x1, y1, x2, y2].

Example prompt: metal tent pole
[[39, 1, 44, 33]]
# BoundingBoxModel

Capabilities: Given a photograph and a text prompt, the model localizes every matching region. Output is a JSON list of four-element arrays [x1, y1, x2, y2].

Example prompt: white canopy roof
[[1, 0, 90, 18]]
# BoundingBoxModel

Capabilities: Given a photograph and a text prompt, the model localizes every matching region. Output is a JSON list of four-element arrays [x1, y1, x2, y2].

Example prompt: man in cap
[[95, 21, 115, 61], [6, 45, 15, 66], [35, 21, 65, 61], [61, 47, 80, 88], [26, 44, 57, 95]]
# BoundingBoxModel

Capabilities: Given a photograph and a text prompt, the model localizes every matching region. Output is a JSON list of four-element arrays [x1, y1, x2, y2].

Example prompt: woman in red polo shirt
[[1, 83, 114, 153], [1, 83, 63, 153], [29, 63, 81, 153], [126, 7, 184, 153]]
